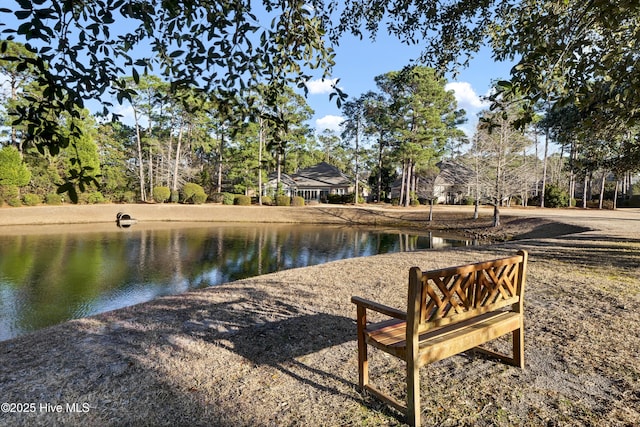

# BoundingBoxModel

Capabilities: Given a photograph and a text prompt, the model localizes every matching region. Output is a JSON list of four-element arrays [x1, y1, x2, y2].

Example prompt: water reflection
[[0, 223, 476, 341]]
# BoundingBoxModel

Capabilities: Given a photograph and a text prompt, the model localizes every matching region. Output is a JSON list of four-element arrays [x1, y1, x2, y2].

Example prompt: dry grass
[[1, 206, 639, 426]]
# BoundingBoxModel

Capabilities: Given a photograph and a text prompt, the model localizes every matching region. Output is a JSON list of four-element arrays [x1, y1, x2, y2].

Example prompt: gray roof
[[291, 162, 352, 187], [435, 160, 474, 186], [266, 172, 296, 188]]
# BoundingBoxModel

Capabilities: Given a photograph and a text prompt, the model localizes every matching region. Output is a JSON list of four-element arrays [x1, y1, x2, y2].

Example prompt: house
[[263, 162, 354, 202], [390, 160, 474, 204], [433, 160, 475, 204]]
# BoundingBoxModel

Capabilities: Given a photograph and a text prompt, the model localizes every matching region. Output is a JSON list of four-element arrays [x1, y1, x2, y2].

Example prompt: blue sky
[[304, 33, 514, 137]]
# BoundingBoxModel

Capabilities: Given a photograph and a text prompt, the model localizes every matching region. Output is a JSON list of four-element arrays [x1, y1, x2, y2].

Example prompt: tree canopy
[[333, 0, 639, 123], [0, 0, 341, 195], [2, 0, 639, 198]]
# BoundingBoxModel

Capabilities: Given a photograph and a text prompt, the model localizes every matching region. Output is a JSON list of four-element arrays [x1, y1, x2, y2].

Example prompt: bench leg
[[406, 360, 420, 427], [513, 326, 524, 368], [356, 305, 369, 388]]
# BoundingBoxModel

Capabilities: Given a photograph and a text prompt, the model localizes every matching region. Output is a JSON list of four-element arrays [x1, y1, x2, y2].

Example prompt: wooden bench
[[351, 250, 528, 426]]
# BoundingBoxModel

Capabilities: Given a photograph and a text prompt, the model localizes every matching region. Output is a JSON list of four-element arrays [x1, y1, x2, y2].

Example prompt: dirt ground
[[0, 204, 639, 426]]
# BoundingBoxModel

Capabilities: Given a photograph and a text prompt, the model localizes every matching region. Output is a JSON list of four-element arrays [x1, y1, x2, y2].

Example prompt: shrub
[[343, 193, 365, 204], [462, 197, 475, 206], [0, 185, 19, 203], [602, 200, 614, 210], [181, 183, 205, 204], [170, 190, 179, 203], [544, 184, 569, 208], [261, 195, 273, 206], [45, 193, 63, 205], [276, 195, 290, 206], [222, 192, 235, 205], [586, 199, 614, 210], [122, 191, 137, 203], [234, 195, 251, 205], [292, 196, 305, 206], [153, 186, 171, 203], [192, 191, 207, 204], [87, 192, 105, 204], [210, 192, 225, 204], [7, 197, 21, 207], [327, 194, 343, 204], [22, 193, 42, 206]]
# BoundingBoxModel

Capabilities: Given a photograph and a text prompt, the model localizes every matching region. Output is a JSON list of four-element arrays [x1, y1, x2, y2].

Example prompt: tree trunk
[[582, 172, 589, 208], [172, 124, 184, 192], [540, 127, 549, 207], [405, 160, 412, 207], [493, 203, 500, 227], [354, 122, 359, 205], [276, 147, 282, 194], [166, 118, 175, 187], [216, 130, 224, 193], [133, 107, 146, 202], [429, 199, 434, 222], [598, 172, 606, 209], [376, 134, 383, 203], [10, 78, 20, 154], [148, 148, 153, 198], [258, 117, 264, 205], [399, 160, 406, 206]]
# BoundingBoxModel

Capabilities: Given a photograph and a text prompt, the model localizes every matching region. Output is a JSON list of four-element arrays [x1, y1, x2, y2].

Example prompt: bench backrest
[[407, 250, 528, 333]]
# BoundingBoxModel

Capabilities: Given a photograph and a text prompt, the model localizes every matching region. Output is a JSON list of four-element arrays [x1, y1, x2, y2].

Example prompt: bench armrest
[[351, 296, 407, 320]]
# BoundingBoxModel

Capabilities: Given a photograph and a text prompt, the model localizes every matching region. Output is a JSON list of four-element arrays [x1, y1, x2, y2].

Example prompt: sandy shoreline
[[0, 203, 456, 226], [1, 204, 639, 426]]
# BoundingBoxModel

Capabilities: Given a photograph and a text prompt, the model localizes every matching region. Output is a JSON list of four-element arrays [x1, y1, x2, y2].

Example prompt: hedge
[[153, 186, 171, 203], [234, 195, 251, 205], [276, 195, 290, 206]]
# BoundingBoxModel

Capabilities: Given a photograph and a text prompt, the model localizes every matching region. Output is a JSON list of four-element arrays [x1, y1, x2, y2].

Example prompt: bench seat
[[365, 310, 522, 365]]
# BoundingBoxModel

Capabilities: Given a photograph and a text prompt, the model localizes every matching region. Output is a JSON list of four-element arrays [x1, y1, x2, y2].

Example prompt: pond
[[0, 222, 478, 341]]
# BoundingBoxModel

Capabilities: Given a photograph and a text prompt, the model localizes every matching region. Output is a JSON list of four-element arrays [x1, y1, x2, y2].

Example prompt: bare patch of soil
[[1, 205, 639, 426]]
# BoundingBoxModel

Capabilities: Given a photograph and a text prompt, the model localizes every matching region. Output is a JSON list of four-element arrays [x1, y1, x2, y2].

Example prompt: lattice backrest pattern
[[474, 262, 519, 308], [418, 253, 525, 325]]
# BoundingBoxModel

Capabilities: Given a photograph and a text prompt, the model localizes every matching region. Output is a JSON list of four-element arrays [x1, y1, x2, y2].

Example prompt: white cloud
[[315, 115, 343, 132], [445, 82, 493, 138], [445, 81, 489, 112], [306, 78, 339, 95]]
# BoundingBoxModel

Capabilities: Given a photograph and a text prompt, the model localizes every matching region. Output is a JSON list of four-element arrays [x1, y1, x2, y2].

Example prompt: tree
[[0, 145, 30, 187], [261, 86, 314, 184], [341, 96, 367, 204], [375, 66, 463, 207], [94, 121, 136, 202], [361, 91, 393, 203], [0, 1, 343, 197], [0, 40, 37, 153], [475, 97, 534, 226]]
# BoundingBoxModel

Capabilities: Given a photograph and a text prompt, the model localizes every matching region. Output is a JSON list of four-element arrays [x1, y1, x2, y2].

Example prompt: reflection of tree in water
[[0, 224, 475, 340]]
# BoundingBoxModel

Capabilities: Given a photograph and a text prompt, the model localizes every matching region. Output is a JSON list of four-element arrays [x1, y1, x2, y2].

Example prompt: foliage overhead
[[0, 0, 342, 195], [2, 0, 639, 201], [332, 0, 640, 128]]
